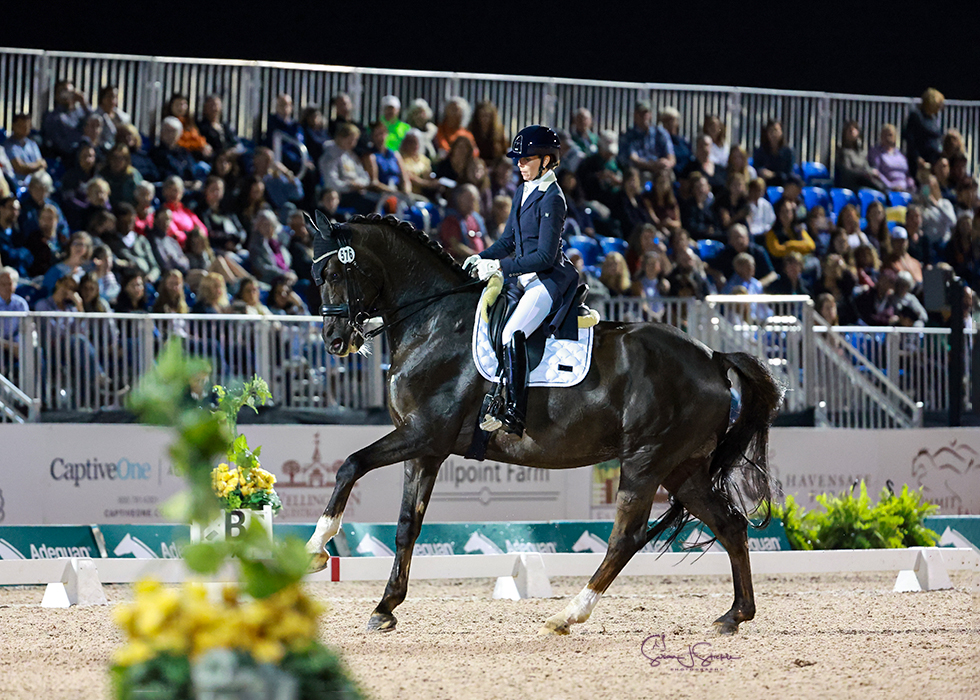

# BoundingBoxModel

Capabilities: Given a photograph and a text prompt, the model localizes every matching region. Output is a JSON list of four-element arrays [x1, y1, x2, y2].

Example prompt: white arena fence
[[2, 47, 980, 175], [1, 548, 977, 607], [0, 298, 972, 425]]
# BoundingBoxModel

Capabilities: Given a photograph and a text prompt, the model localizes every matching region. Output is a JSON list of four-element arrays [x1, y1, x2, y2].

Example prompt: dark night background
[[3, 3, 979, 100]]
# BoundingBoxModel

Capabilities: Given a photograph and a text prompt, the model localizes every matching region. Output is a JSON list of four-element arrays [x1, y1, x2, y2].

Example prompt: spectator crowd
[[1, 81, 977, 336]]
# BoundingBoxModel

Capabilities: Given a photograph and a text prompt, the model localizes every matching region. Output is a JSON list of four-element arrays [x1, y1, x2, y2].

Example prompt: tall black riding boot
[[501, 331, 529, 436]]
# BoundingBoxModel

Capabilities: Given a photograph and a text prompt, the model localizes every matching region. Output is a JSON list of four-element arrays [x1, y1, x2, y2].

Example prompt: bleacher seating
[[801, 161, 831, 185], [857, 188, 887, 216], [567, 235, 601, 266], [598, 236, 628, 259], [830, 188, 858, 214], [802, 186, 830, 212], [698, 239, 725, 261], [767, 186, 784, 204], [888, 191, 913, 208]]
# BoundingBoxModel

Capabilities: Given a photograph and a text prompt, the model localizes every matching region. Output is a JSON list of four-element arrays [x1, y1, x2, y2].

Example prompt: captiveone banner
[[0, 425, 977, 525]]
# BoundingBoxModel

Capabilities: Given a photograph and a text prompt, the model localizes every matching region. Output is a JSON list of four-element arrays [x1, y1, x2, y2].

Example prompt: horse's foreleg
[[671, 462, 754, 635], [306, 427, 430, 571], [540, 480, 655, 636], [366, 455, 444, 632]]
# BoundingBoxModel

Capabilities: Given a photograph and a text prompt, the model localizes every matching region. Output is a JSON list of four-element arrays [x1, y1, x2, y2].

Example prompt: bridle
[[308, 213, 484, 341]]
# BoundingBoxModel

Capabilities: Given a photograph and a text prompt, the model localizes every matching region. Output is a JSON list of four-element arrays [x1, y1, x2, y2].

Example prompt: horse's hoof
[[307, 551, 330, 573], [712, 619, 740, 636], [537, 618, 571, 636], [366, 612, 397, 633]]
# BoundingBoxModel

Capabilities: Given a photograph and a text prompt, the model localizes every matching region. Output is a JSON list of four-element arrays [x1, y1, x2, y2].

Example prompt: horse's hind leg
[[670, 459, 754, 635], [366, 455, 444, 632], [540, 471, 656, 636]]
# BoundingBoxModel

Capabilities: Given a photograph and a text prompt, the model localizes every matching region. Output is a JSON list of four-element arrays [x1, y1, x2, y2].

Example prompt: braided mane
[[347, 214, 469, 281]]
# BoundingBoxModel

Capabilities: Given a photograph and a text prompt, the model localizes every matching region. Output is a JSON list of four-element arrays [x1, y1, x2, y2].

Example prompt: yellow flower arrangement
[[211, 463, 281, 513], [117, 349, 363, 699], [112, 579, 325, 668]]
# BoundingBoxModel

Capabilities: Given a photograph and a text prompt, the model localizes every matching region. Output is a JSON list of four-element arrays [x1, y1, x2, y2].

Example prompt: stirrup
[[479, 393, 504, 432], [480, 414, 503, 432]]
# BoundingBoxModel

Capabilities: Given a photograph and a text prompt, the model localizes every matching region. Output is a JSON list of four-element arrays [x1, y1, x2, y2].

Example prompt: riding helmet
[[507, 125, 561, 162]]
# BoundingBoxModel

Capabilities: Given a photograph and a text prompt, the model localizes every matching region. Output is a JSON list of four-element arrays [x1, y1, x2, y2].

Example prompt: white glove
[[474, 259, 501, 281], [462, 254, 482, 272]]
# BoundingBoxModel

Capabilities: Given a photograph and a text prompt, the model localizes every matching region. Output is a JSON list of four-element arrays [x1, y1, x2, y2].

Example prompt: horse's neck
[[384, 288, 477, 363]]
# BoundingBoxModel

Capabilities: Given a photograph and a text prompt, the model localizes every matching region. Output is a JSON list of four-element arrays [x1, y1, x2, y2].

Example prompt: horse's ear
[[303, 211, 319, 235], [315, 210, 334, 237]]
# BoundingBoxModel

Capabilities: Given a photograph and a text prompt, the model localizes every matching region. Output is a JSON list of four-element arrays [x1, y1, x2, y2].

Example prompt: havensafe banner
[[0, 425, 977, 524]]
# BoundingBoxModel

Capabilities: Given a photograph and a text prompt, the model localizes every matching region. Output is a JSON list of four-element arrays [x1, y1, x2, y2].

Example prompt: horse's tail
[[644, 351, 783, 553], [710, 351, 784, 526]]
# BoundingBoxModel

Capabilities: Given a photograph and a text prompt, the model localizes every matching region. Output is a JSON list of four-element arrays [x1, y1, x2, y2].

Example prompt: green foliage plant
[[773, 480, 939, 550]]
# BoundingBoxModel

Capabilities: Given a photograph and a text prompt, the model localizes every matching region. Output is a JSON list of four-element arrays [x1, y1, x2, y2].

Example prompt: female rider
[[464, 125, 578, 437]]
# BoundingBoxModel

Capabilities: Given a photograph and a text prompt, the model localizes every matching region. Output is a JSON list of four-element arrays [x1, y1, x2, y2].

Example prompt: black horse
[[305, 214, 783, 636]]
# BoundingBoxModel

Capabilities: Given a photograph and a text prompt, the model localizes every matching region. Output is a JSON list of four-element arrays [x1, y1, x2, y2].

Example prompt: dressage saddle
[[485, 282, 590, 372]]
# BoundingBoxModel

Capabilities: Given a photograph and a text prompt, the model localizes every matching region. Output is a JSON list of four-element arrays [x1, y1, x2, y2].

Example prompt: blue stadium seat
[[598, 236, 629, 259], [793, 163, 803, 178], [802, 161, 831, 185], [888, 191, 912, 208], [567, 235, 601, 266], [767, 186, 784, 204], [801, 186, 830, 212], [698, 239, 725, 261], [857, 188, 887, 216], [887, 221, 898, 232], [829, 187, 858, 214]]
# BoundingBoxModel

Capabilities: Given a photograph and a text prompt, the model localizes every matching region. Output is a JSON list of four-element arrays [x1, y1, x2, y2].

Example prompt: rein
[[315, 219, 485, 340]]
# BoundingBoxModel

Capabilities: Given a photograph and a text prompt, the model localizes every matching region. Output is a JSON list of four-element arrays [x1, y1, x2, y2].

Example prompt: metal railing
[[810, 324, 923, 428], [813, 325, 975, 415], [0, 312, 384, 415], [0, 304, 972, 426], [3, 47, 979, 174], [593, 296, 947, 426]]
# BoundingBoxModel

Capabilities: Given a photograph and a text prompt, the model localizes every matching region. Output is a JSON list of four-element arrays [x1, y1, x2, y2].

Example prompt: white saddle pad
[[471, 307, 595, 388]]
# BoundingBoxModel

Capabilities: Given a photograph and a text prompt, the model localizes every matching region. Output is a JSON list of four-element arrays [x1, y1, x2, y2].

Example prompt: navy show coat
[[480, 172, 579, 335]]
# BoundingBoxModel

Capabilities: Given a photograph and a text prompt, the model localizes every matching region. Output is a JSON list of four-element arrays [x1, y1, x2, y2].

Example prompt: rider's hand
[[474, 259, 501, 281], [462, 254, 482, 272]]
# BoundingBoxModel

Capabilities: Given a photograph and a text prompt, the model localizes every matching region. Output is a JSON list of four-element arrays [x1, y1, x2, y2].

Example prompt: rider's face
[[518, 156, 542, 182]]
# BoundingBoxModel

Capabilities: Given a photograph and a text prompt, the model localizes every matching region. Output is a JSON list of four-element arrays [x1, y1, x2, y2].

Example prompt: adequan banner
[[0, 525, 99, 560], [342, 520, 791, 557]]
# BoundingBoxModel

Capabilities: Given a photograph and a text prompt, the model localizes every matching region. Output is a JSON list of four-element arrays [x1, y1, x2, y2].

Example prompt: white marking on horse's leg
[[306, 514, 343, 554], [564, 586, 602, 624], [539, 586, 602, 635]]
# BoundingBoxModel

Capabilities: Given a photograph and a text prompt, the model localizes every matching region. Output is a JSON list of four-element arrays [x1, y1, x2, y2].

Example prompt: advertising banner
[[0, 525, 99, 560], [342, 519, 791, 557], [768, 428, 980, 513], [0, 425, 978, 525]]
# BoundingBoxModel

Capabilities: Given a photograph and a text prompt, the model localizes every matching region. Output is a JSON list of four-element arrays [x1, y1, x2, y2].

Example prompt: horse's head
[[307, 212, 383, 356]]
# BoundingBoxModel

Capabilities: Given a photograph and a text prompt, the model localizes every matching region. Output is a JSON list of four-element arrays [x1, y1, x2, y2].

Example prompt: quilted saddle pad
[[471, 304, 595, 388]]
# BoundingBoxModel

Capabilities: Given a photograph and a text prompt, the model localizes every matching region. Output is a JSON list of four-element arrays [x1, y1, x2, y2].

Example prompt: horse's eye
[[330, 272, 341, 283]]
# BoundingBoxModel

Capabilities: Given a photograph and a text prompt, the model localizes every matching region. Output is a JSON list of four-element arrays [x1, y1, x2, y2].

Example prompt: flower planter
[[191, 505, 274, 544]]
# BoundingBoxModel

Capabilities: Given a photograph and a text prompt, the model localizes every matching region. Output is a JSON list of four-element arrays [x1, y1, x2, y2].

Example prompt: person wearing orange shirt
[[165, 93, 212, 160]]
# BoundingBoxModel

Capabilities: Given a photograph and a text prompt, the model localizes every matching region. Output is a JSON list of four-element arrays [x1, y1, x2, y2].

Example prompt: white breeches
[[501, 275, 553, 345]]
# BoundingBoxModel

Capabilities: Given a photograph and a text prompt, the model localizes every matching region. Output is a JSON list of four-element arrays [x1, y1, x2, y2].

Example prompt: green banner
[[342, 519, 791, 557], [925, 516, 980, 549], [0, 526, 99, 560], [98, 524, 189, 559]]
